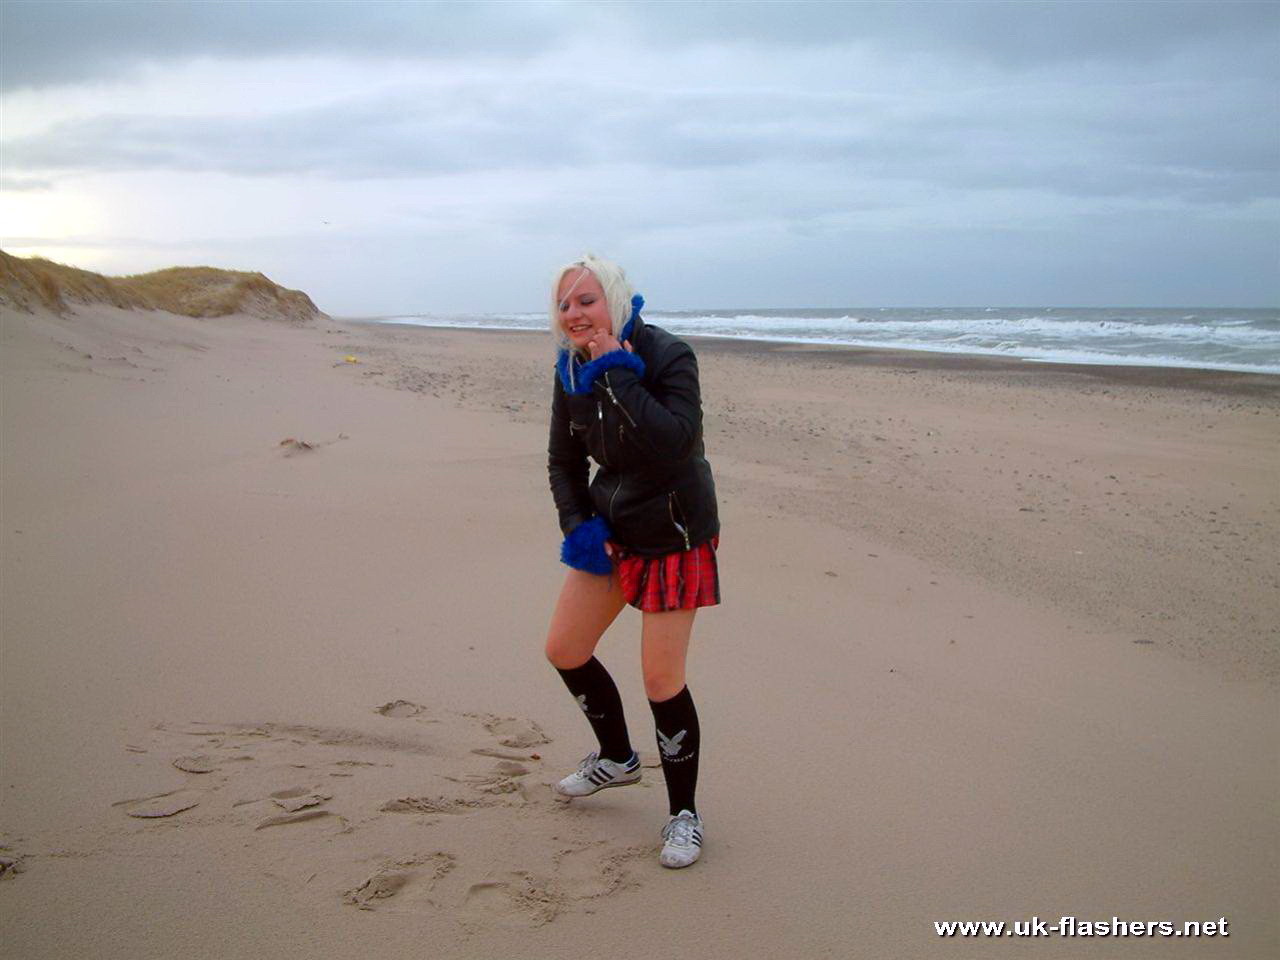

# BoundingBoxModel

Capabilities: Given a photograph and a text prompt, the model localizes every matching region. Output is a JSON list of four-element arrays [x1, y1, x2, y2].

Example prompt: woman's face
[[557, 268, 612, 352]]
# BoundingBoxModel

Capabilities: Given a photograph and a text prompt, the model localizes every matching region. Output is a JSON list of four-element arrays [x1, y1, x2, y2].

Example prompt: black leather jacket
[[548, 315, 719, 556]]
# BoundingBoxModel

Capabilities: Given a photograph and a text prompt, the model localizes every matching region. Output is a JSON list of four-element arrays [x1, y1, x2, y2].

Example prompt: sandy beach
[[2, 302, 1277, 958]]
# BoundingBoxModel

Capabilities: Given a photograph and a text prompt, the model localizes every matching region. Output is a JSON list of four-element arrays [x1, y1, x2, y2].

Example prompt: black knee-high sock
[[649, 685, 700, 817], [555, 657, 633, 763]]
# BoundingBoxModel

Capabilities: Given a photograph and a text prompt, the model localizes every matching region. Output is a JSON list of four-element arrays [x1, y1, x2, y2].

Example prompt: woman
[[544, 254, 720, 869]]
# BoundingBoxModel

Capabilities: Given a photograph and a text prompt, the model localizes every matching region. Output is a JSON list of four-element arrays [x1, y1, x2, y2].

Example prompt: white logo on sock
[[658, 728, 687, 758], [576, 694, 589, 712]]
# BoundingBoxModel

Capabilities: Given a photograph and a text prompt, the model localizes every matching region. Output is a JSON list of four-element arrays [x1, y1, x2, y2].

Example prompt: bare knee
[[643, 668, 685, 702], [545, 633, 594, 671]]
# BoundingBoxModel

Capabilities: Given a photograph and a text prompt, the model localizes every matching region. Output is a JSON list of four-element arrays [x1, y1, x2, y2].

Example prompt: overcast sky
[[1, 0, 1276, 313]]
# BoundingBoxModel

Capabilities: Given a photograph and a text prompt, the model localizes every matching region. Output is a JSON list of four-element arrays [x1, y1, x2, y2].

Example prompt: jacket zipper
[[596, 401, 608, 467], [602, 373, 638, 428], [608, 476, 623, 522], [668, 493, 691, 551]]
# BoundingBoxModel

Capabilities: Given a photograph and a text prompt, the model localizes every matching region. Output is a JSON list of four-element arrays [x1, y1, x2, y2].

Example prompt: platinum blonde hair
[[548, 253, 635, 355]]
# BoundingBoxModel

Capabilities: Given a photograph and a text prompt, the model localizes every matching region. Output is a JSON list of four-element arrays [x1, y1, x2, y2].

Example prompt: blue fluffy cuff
[[560, 516, 614, 574], [557, 348, 646, 396]]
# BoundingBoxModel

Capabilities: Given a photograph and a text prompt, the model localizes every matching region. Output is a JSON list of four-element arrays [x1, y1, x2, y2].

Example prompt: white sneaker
[[660, 809, 704, 868], [555, 751, 641, 798]]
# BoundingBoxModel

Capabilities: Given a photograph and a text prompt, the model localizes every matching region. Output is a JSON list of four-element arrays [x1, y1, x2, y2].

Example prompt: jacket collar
[[557, 294, 645, 395], [625, 299, 646, 344]]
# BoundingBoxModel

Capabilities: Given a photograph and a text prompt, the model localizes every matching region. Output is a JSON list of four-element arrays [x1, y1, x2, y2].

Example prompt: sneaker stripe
[[557, 755, 642, 798]]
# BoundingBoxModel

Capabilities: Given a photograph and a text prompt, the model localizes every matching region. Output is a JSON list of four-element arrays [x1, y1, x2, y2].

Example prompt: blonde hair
[[548, 253, 635, 354]]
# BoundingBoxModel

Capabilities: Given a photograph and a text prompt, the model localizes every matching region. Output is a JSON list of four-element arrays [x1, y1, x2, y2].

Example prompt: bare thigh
[[640, 609, 697, 701], [545, 569, 627, 669]]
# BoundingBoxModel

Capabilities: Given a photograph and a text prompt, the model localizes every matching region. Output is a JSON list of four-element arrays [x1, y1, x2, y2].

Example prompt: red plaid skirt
[[609, 535, 721, 613]]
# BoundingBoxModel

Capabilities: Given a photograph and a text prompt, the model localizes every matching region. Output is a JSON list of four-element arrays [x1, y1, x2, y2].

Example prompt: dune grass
[[0, 251, 324, 322]]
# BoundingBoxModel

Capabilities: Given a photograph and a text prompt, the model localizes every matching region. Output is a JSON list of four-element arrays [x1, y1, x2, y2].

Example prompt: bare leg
[[545, 569, 626, 670], [640, 608, 696, 701]]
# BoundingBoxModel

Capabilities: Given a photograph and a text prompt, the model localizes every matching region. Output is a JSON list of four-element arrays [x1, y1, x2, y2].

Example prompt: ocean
[[377, 306, 1280, 375]]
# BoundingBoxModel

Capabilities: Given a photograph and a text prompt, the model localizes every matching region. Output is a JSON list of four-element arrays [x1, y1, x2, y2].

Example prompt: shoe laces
[[662, 812, 698, 846], [576, 751, 601, 776]]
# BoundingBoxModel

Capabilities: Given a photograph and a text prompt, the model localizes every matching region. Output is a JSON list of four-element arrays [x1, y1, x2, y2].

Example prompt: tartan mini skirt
[[609, 535, 721, 613]]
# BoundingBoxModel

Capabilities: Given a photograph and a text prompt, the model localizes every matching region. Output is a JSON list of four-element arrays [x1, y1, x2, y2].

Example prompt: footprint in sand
[[375, 700, 426, 719], [472, 715, 552, 749], [552, 842, 647, 900], [139, 718, 435, 832], [448, 759, 532, 796], [471, 747, 535, 761], [380, 795, 500, 815], [269, 786, 333, 812], [248, 783, 344, 829], [255, 809, 346, 831], [369, 700, 551, 752], [342, 853, 456, 911], [463, 870, 561, 928], [114, 790, 203, 819], [0, 848, 31, 879], [129, 708, 641, 925], [172, 754, 217, 774]]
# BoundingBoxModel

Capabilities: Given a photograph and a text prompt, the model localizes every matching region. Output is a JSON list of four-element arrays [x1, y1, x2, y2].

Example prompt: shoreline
[[342, 317, 1280, 400]]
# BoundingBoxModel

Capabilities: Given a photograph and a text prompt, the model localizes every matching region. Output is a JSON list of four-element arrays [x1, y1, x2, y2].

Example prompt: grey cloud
[[0, 0, 566, 91], [623, 0, 1280, 68], [3, 1, 1277, 90], [6, 70, 1274, 207], [3, 85, 568, 178]]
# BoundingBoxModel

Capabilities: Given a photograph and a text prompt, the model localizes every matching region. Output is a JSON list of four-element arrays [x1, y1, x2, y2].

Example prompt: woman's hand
[[586, 330, 634, 360]]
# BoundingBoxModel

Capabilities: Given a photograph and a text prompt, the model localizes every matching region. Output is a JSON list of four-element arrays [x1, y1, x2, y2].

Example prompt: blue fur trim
[[556, 293, 646, 395], [560, 516, 613, 574], [557, 346, 646, 395], [619, 293, 642, 342]]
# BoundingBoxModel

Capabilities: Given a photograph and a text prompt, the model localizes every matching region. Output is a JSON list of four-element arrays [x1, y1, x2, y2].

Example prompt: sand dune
[[0, 250, 325, 323]]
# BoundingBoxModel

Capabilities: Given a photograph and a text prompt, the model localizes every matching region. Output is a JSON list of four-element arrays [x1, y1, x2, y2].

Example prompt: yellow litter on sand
[[344, 355, 359, 363]]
